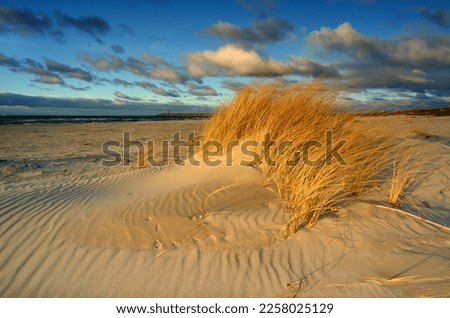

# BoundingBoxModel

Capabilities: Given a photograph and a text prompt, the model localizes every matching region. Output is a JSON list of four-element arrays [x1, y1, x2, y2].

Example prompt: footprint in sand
[[153, 240, 162, 251]]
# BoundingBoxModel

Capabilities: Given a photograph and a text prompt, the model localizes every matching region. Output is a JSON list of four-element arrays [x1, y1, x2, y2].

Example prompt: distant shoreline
[[359, 106, 450, 117], [1, 107, 448, 125], [155, 112, 213, 119], [0, 113, 212, 125]]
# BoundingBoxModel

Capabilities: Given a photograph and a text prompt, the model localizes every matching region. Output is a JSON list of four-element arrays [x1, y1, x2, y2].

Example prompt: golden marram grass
[[201, 82, 429, 234]]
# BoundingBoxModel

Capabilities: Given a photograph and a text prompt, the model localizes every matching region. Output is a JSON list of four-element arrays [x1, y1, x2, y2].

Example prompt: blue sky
[[0, 0, 449, 115]]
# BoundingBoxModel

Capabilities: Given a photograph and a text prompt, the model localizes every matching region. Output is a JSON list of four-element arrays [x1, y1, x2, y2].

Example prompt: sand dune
[[0, 117, 449, 297]]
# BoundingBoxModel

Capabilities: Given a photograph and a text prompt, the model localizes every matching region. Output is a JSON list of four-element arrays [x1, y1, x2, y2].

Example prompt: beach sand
[[0, 116, 449, 297]]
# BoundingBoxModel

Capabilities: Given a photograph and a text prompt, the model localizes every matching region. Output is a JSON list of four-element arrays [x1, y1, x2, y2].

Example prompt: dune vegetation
[[200, 82, 428, 235], [388, 143, 430, 207]]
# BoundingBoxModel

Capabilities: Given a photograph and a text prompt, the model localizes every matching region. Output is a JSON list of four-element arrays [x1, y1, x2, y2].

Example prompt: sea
[[0, 115, 205, 125]]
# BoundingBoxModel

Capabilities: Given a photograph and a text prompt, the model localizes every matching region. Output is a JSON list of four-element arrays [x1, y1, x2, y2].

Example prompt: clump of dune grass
[[201, 82, 436, 234], [388, 144, 430, 206], [200, 82, 408, 235]]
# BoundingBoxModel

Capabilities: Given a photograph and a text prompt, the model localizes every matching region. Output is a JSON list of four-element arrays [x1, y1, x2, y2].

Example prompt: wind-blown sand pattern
[[0, 116, 449, 297]]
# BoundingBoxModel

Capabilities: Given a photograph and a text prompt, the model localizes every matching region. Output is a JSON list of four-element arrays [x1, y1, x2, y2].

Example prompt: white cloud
[[397, 74, 429, 84], [186, 82, 218, 96], [114, 91, 142, 101], [220, 79, 245, 91], [309, 22, 385, 59], [142, 52, 170, 66], [391, 37, 450, 67], [112, 98, 126, 106], [185, 44, 340, 79], [186, 44, 289, 77], [79, 51, 189, 84], [149, 67, 187, 84], [78, 52, 124, 71], [204, 18, 294, 46], [152, 87, 180, 97], [307, 22, 450, 97], [288, 57, 340, 78], [309, 22, 450, 67]]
